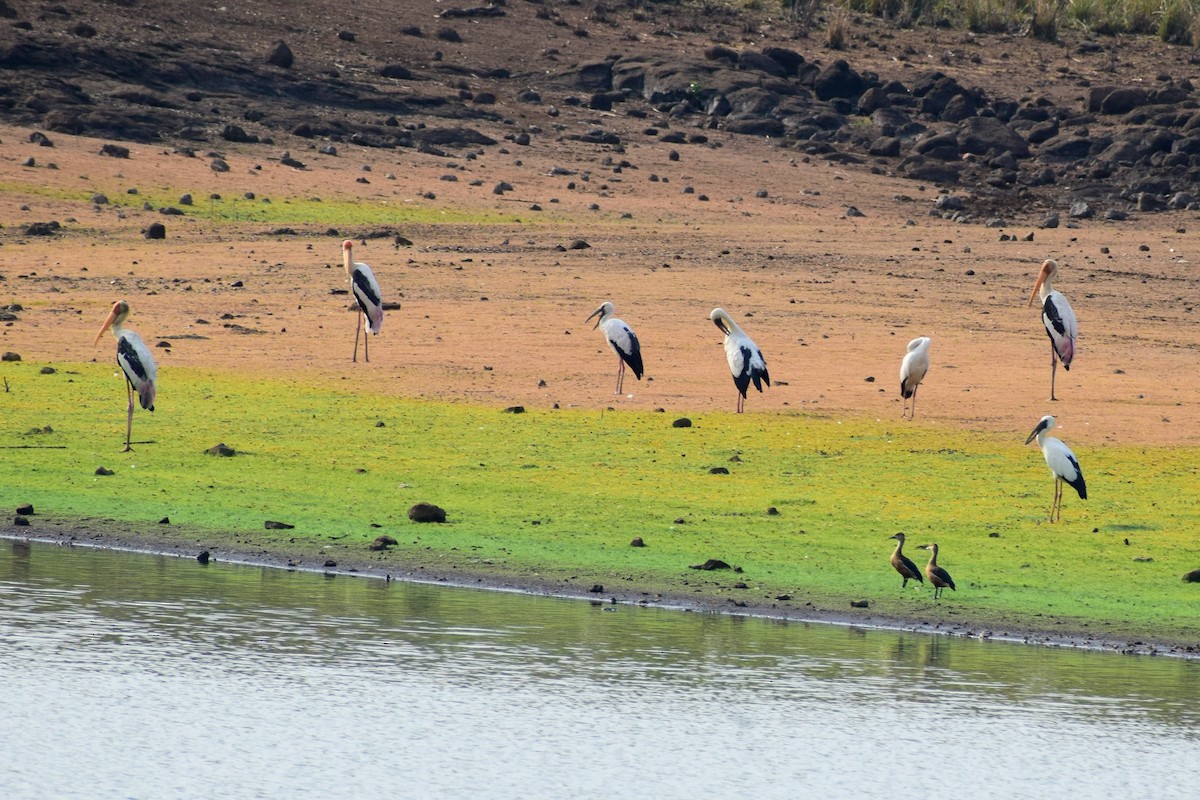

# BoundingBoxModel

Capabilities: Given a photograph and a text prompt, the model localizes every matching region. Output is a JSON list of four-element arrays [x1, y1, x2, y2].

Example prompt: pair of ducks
[[888, 532, 955, 600]]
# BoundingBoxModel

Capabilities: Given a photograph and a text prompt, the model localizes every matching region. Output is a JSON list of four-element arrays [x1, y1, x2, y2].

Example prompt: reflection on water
[[1, 539, 1197, 799]]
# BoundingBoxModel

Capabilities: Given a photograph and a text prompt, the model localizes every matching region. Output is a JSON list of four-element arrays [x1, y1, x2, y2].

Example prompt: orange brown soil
[[2, 2, 1200, 447], [3, 118, 1199, 448]]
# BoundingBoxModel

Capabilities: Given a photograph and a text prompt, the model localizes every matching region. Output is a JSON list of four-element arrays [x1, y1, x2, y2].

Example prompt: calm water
[[1, 539, 1197, 799]]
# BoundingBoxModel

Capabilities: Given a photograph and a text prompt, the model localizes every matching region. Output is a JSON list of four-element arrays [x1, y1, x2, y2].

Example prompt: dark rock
[[437, 27, 462, 43], [762, 46, 805, 75], [1183, 569, 1200, 582], [221, 124, 258, 143], [25, 222, 59, 236], [264, 520, 294, 530], [588, 584, 605, 593], [197, 551, 210, 565], [630, 537, 645, 548], [738, 50, 786, 78], [672, 418, 692, 428], [99, 143, 130, 158], [380, 64, 413, 80], [1, 352, 21, 361], [206, 443, 236, 456], [159, 517, 170, 524], [267, 41, 294, 69], [95, 466, 115, 476], [813, 59, 868, 102], [14, 516, 29, 527], [850, 599, 870, 608], [1038, 134, 1094, 161], [709, 467, 730, 475], [868, 137, 901, 157], [15, 503, 33, 515], [957, 116, 1029, 158], [144, 222, 166, 240], [29, 131, 53, 147], [689, 559, 732, 571], [503, 405, 525, 414], [409, 502, 447, 523], [324, 560, 337, 568], [1100, 87, 1150, 115]]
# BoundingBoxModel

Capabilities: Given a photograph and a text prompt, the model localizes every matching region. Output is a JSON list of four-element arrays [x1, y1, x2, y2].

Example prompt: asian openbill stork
[[1029, 259, 1077, 401], [1025, 415, 1087, 522], [343, 239, 383, 362], [899, 336, 931, 418], [93, 300, 157, 452], [585, 301, 644, 395], [710, 307, 769, 413]]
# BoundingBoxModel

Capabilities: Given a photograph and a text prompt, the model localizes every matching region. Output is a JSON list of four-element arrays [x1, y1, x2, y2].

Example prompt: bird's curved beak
[[93, 306, 119, 347], [916, 544, 929, 551], [713, 317, 729, 335], [585, 306, 604, 330], [1028, 264, 1049, 308]]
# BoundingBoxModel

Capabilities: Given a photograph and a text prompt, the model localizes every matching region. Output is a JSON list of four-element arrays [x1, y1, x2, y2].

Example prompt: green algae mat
[[3, 361, 1199, 644]]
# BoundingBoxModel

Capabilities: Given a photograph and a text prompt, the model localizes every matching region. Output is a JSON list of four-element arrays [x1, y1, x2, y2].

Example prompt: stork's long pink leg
[[353, 312, 363, 363], [123, 379, 134, 452], [1049, 344, 1058, 401]]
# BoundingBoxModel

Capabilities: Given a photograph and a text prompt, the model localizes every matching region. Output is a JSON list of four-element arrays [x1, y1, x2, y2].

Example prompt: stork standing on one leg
[[585, 301, 644, 395], [899, 336, 931, 419], [1025, 415, 1087, 522], [710, 308, 769, 413], [343, 239, 384, 363], [1028, 259, 1077, 401], [93, 300, 157, 452]]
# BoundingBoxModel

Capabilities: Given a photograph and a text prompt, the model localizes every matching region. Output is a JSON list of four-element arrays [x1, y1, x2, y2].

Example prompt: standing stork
[[887, 532, 924, 590], [1025, 415, 1087, 522], [93, 300, 157, 452], [1028, 258, 1077, 401], [710, 308, 769, 413], [343, 239, 384, 363], [899, 336, 931, 418], [916, 543, 956, 600], [585, 301, 643, 395]]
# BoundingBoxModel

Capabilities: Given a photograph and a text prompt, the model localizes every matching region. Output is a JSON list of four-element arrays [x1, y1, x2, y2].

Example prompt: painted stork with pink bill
[[93, 300, 157, 452], [1028, 259, 1077, 401], [343, 239, 384, 362]]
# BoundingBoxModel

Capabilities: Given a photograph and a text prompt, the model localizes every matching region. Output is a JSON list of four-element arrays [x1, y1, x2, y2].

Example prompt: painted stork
[[1028, 259, 1077, 401], [916, 543, 956, 600], [93, 300, 157, 452], [585, 301, 644, 395], [343, 239, 384, 362], [899, 336, 931, 418], [1025, 415, 1087, 522], [887, 532, 923, 590], [710, 308, 769, 413]]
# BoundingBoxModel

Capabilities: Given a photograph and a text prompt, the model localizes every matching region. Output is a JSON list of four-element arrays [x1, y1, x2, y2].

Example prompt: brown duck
[[916, 543, 956, 600], [888, 533, 923, 589]]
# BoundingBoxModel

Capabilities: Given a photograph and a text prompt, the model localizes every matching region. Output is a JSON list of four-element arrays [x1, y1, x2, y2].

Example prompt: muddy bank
[[3, 515, 1193, 660]]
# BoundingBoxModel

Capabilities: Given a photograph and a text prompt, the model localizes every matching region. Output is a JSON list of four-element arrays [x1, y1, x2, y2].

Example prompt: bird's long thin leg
[[614, 359, 624, 394], [736, 393, 744, 414], [352, 312, 362, 363], [1052, 478, 1062, 522], [1049, 345, 1058, 401], [123, 379, 134, 452], [911, 385, 919, 419], [364, 315, 370, 363]]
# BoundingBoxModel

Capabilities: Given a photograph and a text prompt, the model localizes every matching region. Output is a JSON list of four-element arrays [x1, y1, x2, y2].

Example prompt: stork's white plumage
[[585, 301, 644, 395], [710, 308, 769, 413], [1025, 414, 1087, 522], [93, 300, 157, 452], [899, 336, 931, 418], [1029, 259, 1077, 401], [343, 239, 384, 362]]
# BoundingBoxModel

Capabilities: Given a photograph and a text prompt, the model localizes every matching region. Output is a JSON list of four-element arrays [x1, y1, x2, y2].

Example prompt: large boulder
[[957, 116, 1029, 158], [813, 59, 868, 102]]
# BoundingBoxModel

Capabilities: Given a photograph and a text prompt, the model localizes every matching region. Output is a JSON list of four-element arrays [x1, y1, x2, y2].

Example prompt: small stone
[[408, 502, 447, 523], [630, 537, 645, 547], [504, 405, 525, 414], [197, 551, 210, 564], [2, 352, 21, 361], [14, 516, 29, 526], [95, 467, 114, 476], [1182, 569, 1200, 583], [267, 41, 294, 68], [709, 467, 730, 474], [206, 443, 236, 456], [850, 599, 870, 608], [264, 520, 294, 529], [144, 222, 166, 240], [766, 507, 779, 515], [159, 517, 171, 524], [775, 594, 792, 601], [689, 559, 731, 571], [672, 418, 692, 428], [16, 503, 33, 515], [588, 584, 605, 593], [324, 560, 337, 568]]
